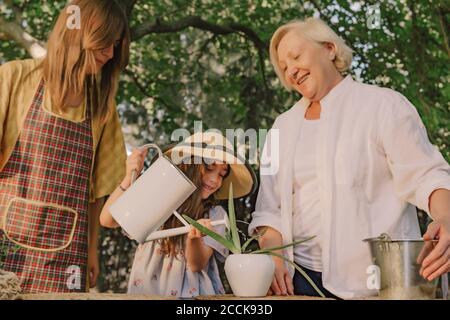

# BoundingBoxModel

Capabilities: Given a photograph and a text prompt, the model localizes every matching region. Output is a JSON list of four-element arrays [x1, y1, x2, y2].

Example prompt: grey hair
[[270, 17, 353, 91]]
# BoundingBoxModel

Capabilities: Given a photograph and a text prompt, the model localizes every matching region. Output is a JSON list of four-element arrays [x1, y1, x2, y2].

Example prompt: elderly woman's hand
[[268, 255, 294, 296], [420, 219, 450, 281]]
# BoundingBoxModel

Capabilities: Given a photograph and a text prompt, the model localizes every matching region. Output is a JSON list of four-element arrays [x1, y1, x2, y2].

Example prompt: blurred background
[[0, 0, 448, 293]]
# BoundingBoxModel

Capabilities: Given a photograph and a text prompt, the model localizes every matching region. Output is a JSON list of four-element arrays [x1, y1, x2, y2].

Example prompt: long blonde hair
[[42, 0, 130, 121]]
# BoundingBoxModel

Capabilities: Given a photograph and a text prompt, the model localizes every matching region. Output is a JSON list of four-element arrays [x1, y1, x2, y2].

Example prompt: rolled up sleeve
[[248, 122, 283, 236], [203, 206, 230, 262], [381, 92, 450, 217], [90, 106, 127, 202], [0, 62, 13, 154]]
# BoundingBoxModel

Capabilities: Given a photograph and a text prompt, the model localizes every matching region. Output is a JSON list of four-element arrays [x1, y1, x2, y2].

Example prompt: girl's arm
[[185, 219, 214, 272], [99, 148, 148, 228]]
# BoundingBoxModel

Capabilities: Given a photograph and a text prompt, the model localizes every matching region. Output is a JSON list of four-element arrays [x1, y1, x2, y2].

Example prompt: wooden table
[[13, 293, 444, 300], [16, 293, 332, 300], [17, 293, 177, 300], [195, 294, 333, 300]]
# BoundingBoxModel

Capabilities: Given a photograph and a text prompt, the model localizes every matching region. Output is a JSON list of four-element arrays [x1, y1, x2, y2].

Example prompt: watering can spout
[[144, 211, 230, 242]]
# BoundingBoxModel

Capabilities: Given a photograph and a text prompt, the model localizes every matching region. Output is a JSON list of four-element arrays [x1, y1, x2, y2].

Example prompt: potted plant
[[183, 183, 325, 298]]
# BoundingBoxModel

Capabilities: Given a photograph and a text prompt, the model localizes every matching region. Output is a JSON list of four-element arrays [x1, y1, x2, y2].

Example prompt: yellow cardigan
[[0, 59, 126, 202]]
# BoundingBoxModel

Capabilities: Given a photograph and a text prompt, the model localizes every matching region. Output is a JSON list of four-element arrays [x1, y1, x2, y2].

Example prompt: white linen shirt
[[293, 119, 323, 272], [248, 75, 450, 299]]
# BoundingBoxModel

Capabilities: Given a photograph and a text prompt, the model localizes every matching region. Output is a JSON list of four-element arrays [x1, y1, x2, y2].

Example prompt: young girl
[[100, 133, 256, 297]]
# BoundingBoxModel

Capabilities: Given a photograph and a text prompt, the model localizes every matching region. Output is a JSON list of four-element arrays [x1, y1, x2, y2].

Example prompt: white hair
[[270, 17, 354, 91]]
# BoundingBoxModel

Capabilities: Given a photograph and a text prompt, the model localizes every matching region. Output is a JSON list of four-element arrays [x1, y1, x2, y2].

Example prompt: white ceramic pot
[[224, 254, 275, 297]]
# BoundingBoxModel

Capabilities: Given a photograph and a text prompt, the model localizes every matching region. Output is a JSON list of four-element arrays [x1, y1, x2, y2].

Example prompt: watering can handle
[[130, 143, 163, 184]]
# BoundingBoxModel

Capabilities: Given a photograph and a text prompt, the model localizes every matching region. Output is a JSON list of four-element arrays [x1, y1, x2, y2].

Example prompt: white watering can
[[110, 144, 229, 244]]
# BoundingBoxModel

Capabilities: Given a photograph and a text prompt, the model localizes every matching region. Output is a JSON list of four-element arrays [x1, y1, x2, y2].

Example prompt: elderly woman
[[249, 17, 450, 299]]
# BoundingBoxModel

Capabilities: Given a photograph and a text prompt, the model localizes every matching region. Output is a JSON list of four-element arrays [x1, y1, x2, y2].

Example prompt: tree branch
[[123, 68, 172, 110], [131, 15, 268, 51], [0, 16, 47, 58], [4, 0, 22, 24], [0, 31, 9, 40], [119, 0, 139, 20], [436, 5, 450, 58]]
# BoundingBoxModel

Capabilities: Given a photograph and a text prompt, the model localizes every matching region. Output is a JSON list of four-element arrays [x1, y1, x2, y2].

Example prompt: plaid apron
[[0, 79, 93, 293]]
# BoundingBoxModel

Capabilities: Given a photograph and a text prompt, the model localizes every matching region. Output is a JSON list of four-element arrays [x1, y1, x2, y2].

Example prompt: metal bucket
[[364, 234, 441, 299]]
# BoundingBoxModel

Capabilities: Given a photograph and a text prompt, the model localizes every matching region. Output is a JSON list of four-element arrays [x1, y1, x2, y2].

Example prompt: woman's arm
[[380, 94, 450, 281], [88, 197, 105, 287], [99, 183, 127, 228], [185, 219, 214, 272], [0, 62, 14, 161], [420, 188, 450, 280], [380, 92, 450, 216], [99, 148, 148, 228]]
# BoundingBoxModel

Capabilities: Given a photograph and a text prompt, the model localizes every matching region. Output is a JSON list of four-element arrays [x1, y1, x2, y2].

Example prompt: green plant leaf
[[252, 236, 316, 254], [242, 228, 267, 252], [182, 214, 240, 254], [267, 251, 326, 298], [227, 183, 241, 253], [241, 235, 259, 253]]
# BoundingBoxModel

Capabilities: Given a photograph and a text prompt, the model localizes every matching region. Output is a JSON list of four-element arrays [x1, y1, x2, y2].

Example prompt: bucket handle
[[130, 143, 163, 184]]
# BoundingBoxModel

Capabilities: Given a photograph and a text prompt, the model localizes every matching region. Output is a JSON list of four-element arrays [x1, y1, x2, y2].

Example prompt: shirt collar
[[320, 74, 353, 109]]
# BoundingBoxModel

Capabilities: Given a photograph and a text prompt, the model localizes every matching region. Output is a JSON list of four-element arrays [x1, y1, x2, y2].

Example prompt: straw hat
[[163, 132, 257, 200]]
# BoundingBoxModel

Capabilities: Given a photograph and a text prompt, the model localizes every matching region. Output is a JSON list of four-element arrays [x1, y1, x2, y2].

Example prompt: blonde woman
[[249, 17, 450, 299], [0, 0, 129, 293]]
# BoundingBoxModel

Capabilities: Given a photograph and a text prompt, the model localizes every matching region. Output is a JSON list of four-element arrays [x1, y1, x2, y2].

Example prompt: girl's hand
[[121, 148, 148, 189], [187, 219, 213, 240]]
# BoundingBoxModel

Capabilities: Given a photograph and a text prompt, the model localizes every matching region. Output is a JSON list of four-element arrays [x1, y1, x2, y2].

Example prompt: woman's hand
[[121, 148, 148, 189], [267, 255, 294, 296], [256, 226, 294, 296], [88, 246, 99, 288], [187, 218, 213, 240], [421, 189, 450, 281], [420, 219, 450, 281]]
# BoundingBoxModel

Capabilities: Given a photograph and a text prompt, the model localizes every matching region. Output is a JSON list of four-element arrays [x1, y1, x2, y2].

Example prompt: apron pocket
[[3, 197, 78, 252]]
